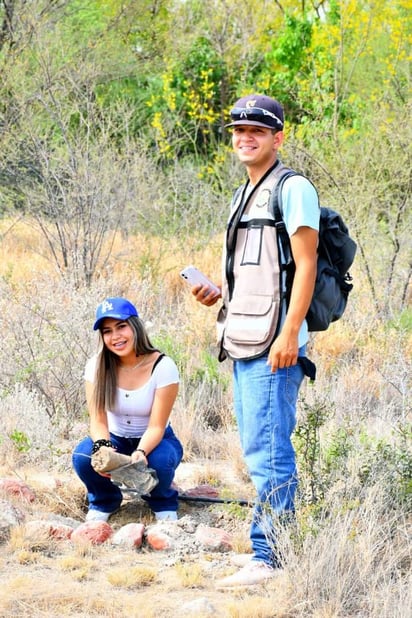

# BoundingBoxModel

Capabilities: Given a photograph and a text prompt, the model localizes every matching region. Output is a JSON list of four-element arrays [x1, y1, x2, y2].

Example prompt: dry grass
[[174, 562, 205, 587], [227, 526, 252, 555], [0, 218, 222, 288], [106, 564, 158, 588], [279, 482, 412, 617], [225, 586, 294, 618]]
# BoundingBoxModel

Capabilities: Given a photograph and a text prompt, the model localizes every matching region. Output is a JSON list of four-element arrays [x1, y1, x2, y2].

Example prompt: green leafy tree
[[147, 37, 226, 159]]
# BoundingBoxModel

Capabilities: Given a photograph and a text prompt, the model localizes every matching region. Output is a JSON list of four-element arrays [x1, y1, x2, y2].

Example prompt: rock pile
[[0, 477, 238, 557]]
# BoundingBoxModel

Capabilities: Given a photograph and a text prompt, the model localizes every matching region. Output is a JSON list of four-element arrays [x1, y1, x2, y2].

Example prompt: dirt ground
[[0, 462, 291, 618]]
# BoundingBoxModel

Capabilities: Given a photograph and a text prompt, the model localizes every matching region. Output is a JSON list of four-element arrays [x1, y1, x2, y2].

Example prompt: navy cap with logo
[[226, 94, 284, 130], [93, 297, 139, 330]]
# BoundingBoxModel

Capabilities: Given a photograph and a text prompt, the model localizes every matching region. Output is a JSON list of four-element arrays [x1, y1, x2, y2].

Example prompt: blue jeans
[[233, 349, 305, 567], [72, 425, 183, 514]]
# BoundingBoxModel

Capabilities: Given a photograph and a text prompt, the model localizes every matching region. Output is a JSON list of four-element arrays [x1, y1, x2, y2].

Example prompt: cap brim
[[225, 119, 278, 129]]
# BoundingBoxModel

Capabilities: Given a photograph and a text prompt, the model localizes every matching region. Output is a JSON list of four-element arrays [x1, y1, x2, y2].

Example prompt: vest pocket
[[241, 225, 263, 265], [225, 295, 278, 345]]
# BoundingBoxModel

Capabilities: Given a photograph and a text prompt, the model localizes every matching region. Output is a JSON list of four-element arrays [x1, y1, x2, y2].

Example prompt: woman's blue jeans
[[233, 350, 305, 567], [72, 425, 183, 515]]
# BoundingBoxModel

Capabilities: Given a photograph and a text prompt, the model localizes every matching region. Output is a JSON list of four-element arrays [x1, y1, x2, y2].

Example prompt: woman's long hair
[[93, 316, 159, 411]]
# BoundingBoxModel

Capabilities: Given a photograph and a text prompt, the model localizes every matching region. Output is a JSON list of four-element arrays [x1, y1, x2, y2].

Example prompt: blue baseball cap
[[93, 297, 139, 330]]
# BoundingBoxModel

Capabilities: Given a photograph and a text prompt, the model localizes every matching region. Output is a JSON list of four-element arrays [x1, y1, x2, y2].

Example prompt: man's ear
[[273, 130, 284, 149]]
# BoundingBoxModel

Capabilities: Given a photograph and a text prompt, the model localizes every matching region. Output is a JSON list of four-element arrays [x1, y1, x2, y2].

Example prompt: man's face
[[231, 125, 283, 169]]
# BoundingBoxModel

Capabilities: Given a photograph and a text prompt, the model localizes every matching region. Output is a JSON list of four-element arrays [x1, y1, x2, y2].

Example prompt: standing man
[[192, 94, 320, 587]]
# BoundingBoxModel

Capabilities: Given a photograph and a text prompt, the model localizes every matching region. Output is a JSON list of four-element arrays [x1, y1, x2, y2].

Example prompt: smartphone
[[179, 265, 220, 295]]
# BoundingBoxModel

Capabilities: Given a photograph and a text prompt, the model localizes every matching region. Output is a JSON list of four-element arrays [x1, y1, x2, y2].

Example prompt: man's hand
[[267, 225, 318, 373], [267, 331, 299, 373], [191, 284, 221, 307]]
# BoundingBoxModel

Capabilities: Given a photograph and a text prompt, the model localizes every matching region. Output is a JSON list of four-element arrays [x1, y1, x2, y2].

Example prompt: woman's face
[[100, 318, 135, 358]]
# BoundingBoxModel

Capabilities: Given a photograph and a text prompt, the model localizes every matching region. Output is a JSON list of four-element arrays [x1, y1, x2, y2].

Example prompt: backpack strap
[[151, 353, 165, 374], [271, 169, 298, 265]]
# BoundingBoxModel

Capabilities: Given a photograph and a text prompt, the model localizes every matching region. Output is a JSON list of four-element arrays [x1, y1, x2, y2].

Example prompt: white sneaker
[[154, 511, 178, 521], [85, 509, 116, 522], [216, 561, 278, 588]]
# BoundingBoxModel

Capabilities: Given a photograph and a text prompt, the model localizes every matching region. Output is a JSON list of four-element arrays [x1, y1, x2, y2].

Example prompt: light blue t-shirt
[[282, 174, 320, 236], [279, 174, 320, 346]]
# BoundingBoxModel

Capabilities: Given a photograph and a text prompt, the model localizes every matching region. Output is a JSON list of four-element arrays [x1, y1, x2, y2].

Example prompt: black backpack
[[272, 170, 357, 332]]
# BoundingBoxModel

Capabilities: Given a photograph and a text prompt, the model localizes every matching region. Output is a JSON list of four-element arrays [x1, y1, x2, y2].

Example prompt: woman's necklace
[[120, 355, 147, 372]]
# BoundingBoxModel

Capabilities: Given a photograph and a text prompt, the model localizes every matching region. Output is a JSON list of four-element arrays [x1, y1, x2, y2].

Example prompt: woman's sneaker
[[85, 509, 117, 522], [154, 511, 178, 521]]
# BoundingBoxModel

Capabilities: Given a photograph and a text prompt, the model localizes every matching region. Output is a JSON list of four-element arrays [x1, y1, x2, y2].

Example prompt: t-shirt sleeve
[[281, 174, 320, 236], [153, 355, 180, 388], [84, 355, 98, 383]]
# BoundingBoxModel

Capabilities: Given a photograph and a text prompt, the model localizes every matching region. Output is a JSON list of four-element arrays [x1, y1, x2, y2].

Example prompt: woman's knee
[[148, 440, 182, 470], [72, 437, 93, 474]]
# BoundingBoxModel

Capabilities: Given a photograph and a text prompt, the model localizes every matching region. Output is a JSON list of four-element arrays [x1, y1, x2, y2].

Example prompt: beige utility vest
[[218, 161, 288, 361]]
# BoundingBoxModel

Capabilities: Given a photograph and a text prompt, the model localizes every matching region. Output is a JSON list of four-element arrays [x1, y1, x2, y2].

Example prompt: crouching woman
[[72, 297, 183, 522]]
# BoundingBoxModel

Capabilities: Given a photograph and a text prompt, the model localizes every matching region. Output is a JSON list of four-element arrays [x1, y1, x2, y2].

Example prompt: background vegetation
[[0, 1, 410, 616]]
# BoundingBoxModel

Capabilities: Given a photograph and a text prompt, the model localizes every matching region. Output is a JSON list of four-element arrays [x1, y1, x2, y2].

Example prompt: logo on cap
[[100, 300, 114, 313]]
